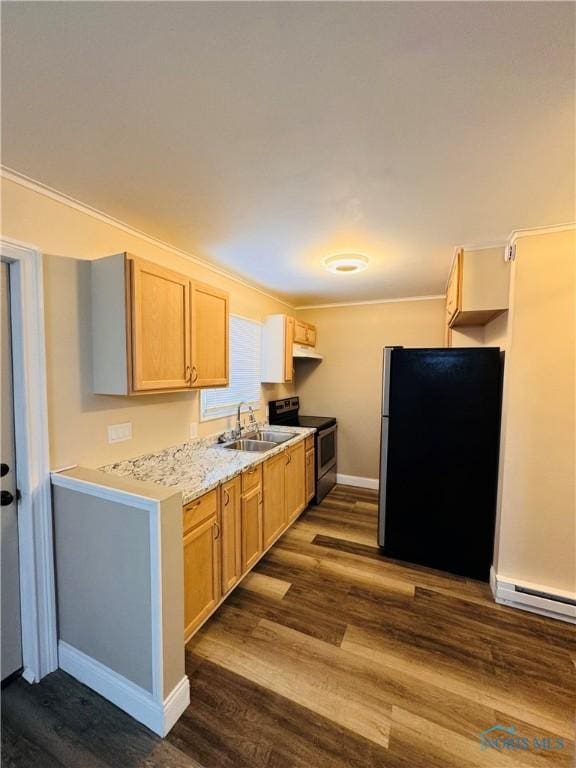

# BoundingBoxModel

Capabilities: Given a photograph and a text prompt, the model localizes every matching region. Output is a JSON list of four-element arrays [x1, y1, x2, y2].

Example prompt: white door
[[1, 262, 22, 682]]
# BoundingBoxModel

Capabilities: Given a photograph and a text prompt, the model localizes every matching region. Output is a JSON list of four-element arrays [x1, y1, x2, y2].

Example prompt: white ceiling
[[2, 2, 574, 305]]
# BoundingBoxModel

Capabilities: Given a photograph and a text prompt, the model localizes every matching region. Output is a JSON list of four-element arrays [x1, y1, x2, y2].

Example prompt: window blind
[[200, 315, 262, 420]]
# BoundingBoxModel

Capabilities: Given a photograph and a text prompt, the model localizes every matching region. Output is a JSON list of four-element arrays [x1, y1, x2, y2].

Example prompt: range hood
[[293, 343, 323, 360]]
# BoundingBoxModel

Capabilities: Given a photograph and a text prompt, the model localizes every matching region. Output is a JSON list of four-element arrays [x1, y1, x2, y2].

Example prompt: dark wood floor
[[3, 486, 574, 767]]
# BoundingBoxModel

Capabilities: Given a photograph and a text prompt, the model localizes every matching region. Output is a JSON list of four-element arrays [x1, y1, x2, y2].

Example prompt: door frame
[[1, 237, 57, 682]]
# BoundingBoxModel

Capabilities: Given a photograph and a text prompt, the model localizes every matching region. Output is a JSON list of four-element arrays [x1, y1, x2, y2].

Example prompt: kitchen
[[1, 2, 575, 767]]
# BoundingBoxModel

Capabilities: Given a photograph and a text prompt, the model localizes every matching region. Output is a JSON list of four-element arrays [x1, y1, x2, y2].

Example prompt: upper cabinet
[[261, 314, 294, 384], [446, 247, 510, 329], [91, 253, 229, 394], [191, 281, 229, 387], [294, 320, 317, 347], [261, 314, 318, 383], [130, 257, 191, 391]]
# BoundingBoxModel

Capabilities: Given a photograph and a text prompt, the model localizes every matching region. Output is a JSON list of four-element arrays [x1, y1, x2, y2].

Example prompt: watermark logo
[[479, 724, 564, 753]]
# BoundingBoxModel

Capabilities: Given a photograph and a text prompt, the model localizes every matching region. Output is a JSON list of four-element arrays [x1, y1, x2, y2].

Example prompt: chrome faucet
[[235, 402, 257, 438]]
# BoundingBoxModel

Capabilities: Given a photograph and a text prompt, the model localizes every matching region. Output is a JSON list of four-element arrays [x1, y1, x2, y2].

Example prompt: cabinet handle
[[191, 365, 198, 384], [185, 365, 192, 383], [214, 522, 221, 540], [285, 452, 291, 465], [223, 488, 230, 506]]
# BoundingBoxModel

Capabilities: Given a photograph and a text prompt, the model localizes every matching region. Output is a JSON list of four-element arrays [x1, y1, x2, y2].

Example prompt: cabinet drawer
[[305, 435, 314, 451], [183, 489, 218, 534], [242, 464, 263, 494]]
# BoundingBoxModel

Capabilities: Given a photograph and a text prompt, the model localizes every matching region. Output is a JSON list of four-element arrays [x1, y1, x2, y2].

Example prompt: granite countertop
[[99, 425, 315, 505]]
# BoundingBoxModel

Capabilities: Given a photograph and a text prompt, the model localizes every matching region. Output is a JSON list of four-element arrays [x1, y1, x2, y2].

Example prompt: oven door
[[317, 424, 337, 478]]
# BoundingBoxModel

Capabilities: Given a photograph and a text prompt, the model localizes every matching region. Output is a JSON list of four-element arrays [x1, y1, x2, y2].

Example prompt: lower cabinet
[[183, 490, 220, 640], [183, 437, 309, 641], [241, 466, 263, 571], [263, 451, 286, 548], [220, 476, 242, 595], [285, 440, 306, 523]]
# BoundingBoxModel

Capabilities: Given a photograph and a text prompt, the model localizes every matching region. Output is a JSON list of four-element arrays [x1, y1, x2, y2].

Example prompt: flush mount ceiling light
[[323, 253, 370, 274]]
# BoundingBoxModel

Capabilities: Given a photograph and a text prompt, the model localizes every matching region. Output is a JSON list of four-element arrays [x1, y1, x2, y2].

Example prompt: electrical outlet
[[107, 422, 132, 444], [189, 422, 198, 439]]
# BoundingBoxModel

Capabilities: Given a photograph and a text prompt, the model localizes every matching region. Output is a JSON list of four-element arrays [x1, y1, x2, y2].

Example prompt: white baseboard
[[58, 641, 189, 736], [336, 474, 379, 491], [162, 675, 190, 735], [490, 568, 576, 624]]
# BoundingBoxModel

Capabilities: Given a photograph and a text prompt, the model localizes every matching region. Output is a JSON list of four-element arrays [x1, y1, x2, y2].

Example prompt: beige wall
[[296, 299, 445, 479], [495, 229, 575, 594], [1, 178, 293, 469], [450, 325, 485, 347]]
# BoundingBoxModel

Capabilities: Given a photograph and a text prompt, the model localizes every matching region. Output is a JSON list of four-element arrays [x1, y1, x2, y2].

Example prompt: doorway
[[0, 239, 57, 684], [1, 262, 22, 683]]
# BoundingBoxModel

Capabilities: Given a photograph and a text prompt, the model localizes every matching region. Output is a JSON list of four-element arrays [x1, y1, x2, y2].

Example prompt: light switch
[[108, 422, 132, 444], [189, 422, 198, 439]]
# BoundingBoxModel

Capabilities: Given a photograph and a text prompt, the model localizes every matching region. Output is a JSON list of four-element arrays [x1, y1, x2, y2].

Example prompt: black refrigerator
[[378, 347, 502, 581]]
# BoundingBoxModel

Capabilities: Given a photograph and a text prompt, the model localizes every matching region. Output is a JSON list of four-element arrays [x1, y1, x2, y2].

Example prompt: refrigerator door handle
[[378, 415, 389, 548], [382, 347, 394, 416]]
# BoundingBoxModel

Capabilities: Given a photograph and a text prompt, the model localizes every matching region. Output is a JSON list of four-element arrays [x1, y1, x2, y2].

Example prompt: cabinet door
[[294, 321, 316, 347], [446, 249, 462, 325], [241, 484, 263, 572], [183, 514, 220, 640], [130, 257, 191, 391], [191, 281, 229, 388], [263, 451, 286, 548], [305, 324, 317, 347], [305, 447, 315, 503], [285, 441, 306, 523], [284, 316, 295, 383], [220, 477, 242, 595]]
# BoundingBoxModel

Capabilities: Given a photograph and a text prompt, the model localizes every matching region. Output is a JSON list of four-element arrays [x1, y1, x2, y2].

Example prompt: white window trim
[[1, 237, 58, 683], [200, 315, 262, 422], [200, 399, 261, 422]]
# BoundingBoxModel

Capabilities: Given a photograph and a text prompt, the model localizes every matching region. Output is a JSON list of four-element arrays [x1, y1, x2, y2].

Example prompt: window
[[200, 315, 262, 421]]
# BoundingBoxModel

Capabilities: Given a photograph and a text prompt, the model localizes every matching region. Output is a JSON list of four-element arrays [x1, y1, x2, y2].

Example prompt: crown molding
[[295, 294, 445, 310], [1, 166, 296, 310], [507, 222, 575, 246]]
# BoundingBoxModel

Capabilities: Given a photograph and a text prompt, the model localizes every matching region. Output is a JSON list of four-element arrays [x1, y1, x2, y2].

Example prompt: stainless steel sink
[[222, 438, 278, 452], [254, 430, 294, 444]]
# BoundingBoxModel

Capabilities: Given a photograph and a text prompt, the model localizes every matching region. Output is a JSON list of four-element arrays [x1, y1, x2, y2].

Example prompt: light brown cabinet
[[305, 437, 315, 504], [241, 466, 263, 571], [263, 451, 286, 548], [285, 440, 306, 523], [130, 257, 191, 391], [294, 320, 317, 347], [183, 438, 310, 641], [183, 490, 220, 640], [91, 253, 229, 394], [191, 281, 229, 387], [220, 477, 242, 595], [446, 246, 509, 331]]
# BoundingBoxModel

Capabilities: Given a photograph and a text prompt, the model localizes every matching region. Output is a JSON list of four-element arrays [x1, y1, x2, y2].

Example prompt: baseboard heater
[[491, 568, 576, 624]]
